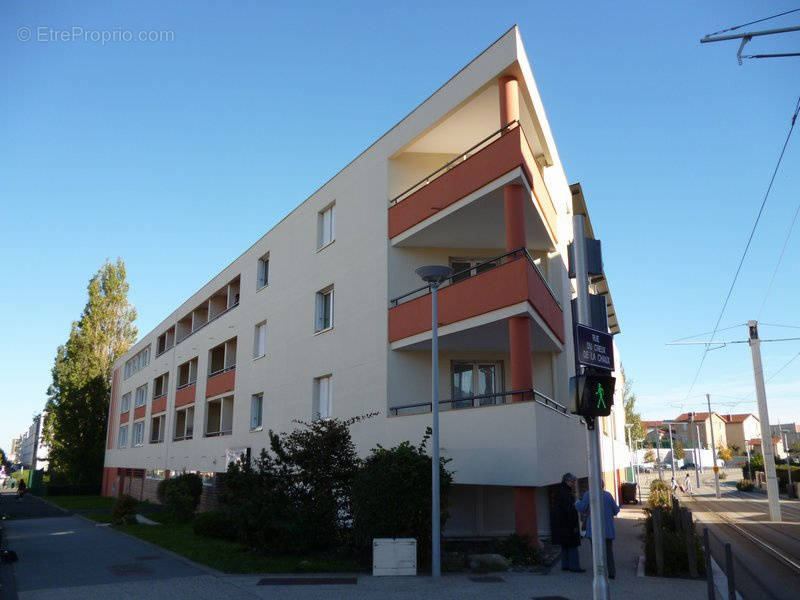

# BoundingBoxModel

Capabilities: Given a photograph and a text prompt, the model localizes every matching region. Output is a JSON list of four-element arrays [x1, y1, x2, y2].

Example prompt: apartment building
[[675, 412, 727, 451], [102, 26, 629, 542]]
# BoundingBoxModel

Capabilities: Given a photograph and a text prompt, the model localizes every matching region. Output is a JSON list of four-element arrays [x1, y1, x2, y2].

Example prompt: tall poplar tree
[[44, 259, 137, 485]]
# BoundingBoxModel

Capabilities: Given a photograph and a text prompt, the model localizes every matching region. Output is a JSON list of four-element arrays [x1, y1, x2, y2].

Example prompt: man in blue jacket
[[575, 480, 620, 579]]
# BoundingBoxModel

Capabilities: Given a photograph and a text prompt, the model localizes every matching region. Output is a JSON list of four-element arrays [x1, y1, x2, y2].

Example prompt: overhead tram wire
[[679, 95, 800, 403], [758, 97, 800, 318], [705, 8, 800, 38]]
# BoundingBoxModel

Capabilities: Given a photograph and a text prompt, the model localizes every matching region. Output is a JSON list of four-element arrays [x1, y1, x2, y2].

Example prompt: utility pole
[[573, 213, 609, 600], [690, 413, 700, 489], [667, 423, 676, 481], [696, 423, 704, 474], [654, 426, 663, 481], [748, 320, 781, 521], [707, 395, 721, 499]]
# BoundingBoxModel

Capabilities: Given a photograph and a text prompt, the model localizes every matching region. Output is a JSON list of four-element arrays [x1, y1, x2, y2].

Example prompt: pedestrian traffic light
[[573, 370, 615, 417]]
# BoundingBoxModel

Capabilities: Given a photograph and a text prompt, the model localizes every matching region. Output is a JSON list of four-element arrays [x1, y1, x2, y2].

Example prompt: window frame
[[205, 395, 234, 437], [173, 405, 194, 441], [317, 203, 335, 250], [120, 392, 131, 413], [257, 253, 270, 289], [450, 360, 504, 408], [150, 414, 165, 444], [132, 420, 145, 447], [253, 321, 267, 359], [313, 375, 332, 420], [117, 424, 129, 448], [134, 384, 148, 408], [314, 286, 334, 333], [250, 393, 264, 431]]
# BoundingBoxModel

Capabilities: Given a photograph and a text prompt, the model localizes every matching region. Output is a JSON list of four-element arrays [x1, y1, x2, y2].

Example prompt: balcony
[[388, 248, 564, 348], [388, 122, 556, 247], [175, 382, 196, 408], [206, 365, 236, 398], [389, 388, 569, 417]]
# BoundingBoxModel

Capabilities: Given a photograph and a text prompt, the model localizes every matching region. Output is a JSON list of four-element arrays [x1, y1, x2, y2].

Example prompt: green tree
[[44, 259, 137, 485], [673, 440, 685, 460], [644, 449, 656, 463], [717, 445, 733, 462], [621, 367, 645, 442]]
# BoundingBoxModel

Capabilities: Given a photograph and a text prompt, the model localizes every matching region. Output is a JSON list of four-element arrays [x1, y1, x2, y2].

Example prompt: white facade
[[103, 26, 629, 540]]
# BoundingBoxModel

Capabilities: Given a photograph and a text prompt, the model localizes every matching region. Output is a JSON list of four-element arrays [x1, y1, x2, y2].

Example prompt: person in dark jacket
[[551, 472, 584, 572]]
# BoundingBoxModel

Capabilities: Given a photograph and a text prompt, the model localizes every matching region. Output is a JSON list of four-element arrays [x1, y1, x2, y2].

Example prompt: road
[[682, 482, 800, 600]]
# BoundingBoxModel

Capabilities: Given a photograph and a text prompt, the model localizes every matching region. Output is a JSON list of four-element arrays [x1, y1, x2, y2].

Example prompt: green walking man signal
[[572, 369, 615, 418]]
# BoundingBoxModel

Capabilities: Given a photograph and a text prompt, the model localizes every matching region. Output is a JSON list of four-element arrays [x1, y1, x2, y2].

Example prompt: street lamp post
[[415, 264, 453, 579]]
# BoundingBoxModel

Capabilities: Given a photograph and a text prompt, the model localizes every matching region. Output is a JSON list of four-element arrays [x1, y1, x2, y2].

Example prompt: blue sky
[[2, 1, 799, 452]]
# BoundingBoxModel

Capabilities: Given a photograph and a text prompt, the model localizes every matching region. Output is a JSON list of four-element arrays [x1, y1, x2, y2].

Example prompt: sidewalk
[[1, 493, 708, 599]]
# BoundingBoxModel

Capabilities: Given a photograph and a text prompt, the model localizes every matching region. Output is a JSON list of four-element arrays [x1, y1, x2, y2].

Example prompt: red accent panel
[[206, 368, 235, 398], [134, 405, 146, 420], [387, 127, 557, 242], [175, 384, 196, 408], [119, 411, 130, 425], [388, 257, 564, 343], [106, 368, 120, 450], [509, 315, 533, 401], [514, 486, 539, 546], [504, 184, 526, 251], [152, 394, 167, 414], [499, 76, 519, 127]]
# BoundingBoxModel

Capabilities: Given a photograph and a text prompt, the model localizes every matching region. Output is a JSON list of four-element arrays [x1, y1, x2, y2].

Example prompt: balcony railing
[[389, 388, 571, 417], [389, 247, 560, 309], [389, 120, 519, 206], [172, 433, 193, 442], [208, 364, 236, 378], [175, 300, 239, 346], [204, 429, 232, 438]]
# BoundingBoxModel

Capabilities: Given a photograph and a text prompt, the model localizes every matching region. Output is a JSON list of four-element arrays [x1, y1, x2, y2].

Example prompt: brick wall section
[[104, 467, 223, 510], [198, 474, 224, 511]]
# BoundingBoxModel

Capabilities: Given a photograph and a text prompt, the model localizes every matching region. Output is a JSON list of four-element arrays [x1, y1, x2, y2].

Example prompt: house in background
[[722, 413, 760, 454], [675, 412, 727, 451], [749, 437, 786, 460]]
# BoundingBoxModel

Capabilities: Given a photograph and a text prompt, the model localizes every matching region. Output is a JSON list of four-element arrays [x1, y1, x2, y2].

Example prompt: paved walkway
[[0, 493, 708, 599]]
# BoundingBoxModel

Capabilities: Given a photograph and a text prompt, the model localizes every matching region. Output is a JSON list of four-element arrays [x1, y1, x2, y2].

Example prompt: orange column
[[509, 315, 533, 399], [514, 487, 539, 546], [499, 76, 519, 128], [504, 184, 525, 252]]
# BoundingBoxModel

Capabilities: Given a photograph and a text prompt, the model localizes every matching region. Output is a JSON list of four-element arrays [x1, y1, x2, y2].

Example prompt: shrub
[[497, 534, 539, 566], [157, 473, 203, 522], [221, 414, 373, 555], [351, 433, 453, 567], [736, 479, 754, 492], [718, 471, 727, 480], [643, 506, 705, 577], [648, 479, 671, 509], [192, 508, 238, 540], [111, 494, 138, 525]]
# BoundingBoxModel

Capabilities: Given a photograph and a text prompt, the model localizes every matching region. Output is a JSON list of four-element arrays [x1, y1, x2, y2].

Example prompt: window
[[174, 406, 194, 441], [313, 375, 332, 420], [117, 425, 129, 448], [156, 327, 175, 356], [146, 469, 166, 480], [150, 414, 165, 443], [317, 203, 335, 249], [205, 395, 234, 436], [257, 254, 269, 289], [450, 257, 498, 284], [451, 361, 503, 408], [177, 357, 198, 388], [250, 393, 263, 430], [315, 287, 334, 332], [253, 321, 267, 358], [209, 337, 237, 375], [134, 384, 148, 407], [120, 392, 131, 413], [153, 372, 169, 397], [124, 346, 151, 379], [132, 421, 145, 447]]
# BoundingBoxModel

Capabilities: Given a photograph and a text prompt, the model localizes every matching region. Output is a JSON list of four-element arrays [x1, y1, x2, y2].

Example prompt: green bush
[[718, 471, 727, 480], [192, 508, 238, 540], [111, 494, 138, 525], [643, 506, 705, 578], [497, 534, 539, 566], [736, 479, 754, 492], [351, 434, 452, 567], [157, 473, 203, 522], [775, 465, 800, 487]]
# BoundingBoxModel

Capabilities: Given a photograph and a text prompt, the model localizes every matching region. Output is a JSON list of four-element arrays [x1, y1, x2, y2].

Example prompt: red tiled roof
[[642, 420, 662, 427], [721, 413, 758, 424], [675, 412, 713, 422]]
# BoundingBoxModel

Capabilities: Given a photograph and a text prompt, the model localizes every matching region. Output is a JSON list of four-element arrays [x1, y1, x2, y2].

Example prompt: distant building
[[749, 436, 786, 460], [16, 413, 49, 470], [721, 414, 760, 454], [9, 436, 21, 464], [675, 412, 727, 451], [771, 423, 800, 451]]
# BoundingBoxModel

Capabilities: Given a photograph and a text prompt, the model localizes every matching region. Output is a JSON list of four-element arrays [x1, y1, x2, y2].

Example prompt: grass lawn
[[44, 495, 117, 511], [115, 521, 363, 574]]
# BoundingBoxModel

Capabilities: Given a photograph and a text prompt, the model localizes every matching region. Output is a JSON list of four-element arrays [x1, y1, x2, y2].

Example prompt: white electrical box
[[372, 538, 417, 576]]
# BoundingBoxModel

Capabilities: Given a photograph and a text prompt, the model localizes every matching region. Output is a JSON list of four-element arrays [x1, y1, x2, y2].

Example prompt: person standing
[[551, 473, 584, 572], [684, 471, 692, 494], [576, 480, 620, 579]]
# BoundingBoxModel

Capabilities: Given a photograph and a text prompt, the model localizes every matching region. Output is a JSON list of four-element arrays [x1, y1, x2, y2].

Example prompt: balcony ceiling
[[395, 315, 560, 353], [393, 174, 554, 250], [400, 84, 546, 158]]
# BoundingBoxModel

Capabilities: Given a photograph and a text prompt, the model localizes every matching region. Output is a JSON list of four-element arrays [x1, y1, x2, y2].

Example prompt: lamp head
[[415, 265, 453, 285]]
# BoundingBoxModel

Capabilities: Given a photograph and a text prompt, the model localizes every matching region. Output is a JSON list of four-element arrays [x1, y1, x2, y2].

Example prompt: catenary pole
[[748, 320, 781, 521], [573, 213, 609, 600], [691, 414, 700, 489], [667, 423, 676, 481], [706, 395, 721, 499]]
